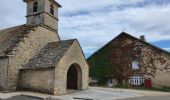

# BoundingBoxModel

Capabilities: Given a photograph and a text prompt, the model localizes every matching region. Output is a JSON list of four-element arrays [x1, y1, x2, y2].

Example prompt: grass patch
[[113, 84, 129, 89], [151, 87, 170, 92]]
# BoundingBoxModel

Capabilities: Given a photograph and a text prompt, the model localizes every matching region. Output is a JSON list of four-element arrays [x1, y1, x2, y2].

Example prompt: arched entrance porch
[[67, 63, 82, 90]]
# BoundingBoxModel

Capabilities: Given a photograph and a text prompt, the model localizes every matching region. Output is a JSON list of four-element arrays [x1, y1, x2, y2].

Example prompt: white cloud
[[58, 1, 170, 57], [164, 48, 170, 51], [0, 0, 26, 29], [58, 0, 144, 14], [0, 0, 170, 57]]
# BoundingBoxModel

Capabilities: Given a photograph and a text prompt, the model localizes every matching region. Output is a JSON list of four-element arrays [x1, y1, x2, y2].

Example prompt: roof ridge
[[88, 32, 170, 59], [119, 32, 170, 55], [58, 39, 77, 42], [0, 24, 26, 32]]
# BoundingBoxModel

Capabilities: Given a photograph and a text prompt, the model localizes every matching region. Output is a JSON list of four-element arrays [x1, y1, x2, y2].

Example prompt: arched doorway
[[67, 64, 82, 90]]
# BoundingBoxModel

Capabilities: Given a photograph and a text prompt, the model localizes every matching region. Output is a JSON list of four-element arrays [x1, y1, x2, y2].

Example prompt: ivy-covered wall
[[87, 32, 170, 87], [87, 44, 111, 85]]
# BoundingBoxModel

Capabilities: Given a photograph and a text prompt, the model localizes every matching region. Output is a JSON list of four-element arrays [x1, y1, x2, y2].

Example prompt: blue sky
[[0, 0, 170, 58]]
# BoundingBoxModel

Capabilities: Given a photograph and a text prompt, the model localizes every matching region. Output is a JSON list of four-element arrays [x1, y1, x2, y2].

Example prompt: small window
[[132, 60, 140, 70], [33, 2, 38, 12], [50, 4, 54, 15]]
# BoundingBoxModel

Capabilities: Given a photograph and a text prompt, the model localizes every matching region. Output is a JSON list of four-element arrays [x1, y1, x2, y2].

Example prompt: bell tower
[[23, 0, 62, 30]]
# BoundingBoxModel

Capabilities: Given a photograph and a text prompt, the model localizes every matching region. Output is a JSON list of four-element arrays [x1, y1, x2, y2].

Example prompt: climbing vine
[[109, 37, 170, 84], [88, 36, 170, 85]]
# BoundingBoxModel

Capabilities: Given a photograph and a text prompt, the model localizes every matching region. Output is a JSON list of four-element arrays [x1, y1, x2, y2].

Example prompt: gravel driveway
[[51, 87, 143, 100], [120, 95, 170, 100], [1, 87, 170, 100]]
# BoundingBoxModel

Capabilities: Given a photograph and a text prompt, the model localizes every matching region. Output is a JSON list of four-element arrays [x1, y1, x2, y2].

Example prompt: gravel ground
[[6, 95, 43, 100], [51, 88, 143, 100], [120, 95, 170, 100], [1, 87, 170, 100]]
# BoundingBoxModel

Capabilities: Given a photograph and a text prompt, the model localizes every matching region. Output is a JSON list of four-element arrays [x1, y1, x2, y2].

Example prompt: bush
[[113, 83, 129, 88]]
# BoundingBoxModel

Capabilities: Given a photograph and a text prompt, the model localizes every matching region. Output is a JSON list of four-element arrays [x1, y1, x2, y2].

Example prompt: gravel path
[[120, 95, 170, 100], [1, 87, 170, 100], [51, 87, 143, 100]]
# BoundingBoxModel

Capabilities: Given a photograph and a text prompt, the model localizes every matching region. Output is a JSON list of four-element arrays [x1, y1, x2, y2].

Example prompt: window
[[50, 4, 54, 15], [132, 60, 140, 70], [33, 2, 38, 12], [129, 75, 144, 86]]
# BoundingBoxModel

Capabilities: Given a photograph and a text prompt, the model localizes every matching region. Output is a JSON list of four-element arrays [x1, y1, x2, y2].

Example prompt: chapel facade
[[0, 0, 89, 95]]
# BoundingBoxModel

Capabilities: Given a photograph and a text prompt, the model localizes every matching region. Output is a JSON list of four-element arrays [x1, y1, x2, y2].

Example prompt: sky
[[0, 0, 170, 58]]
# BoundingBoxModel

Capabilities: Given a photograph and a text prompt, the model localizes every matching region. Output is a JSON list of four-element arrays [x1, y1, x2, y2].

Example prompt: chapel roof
[[23, 39, 76, 69], [0, 24, 30, 57]]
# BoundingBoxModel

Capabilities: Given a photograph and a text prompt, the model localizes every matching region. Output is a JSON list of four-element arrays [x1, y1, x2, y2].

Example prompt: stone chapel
[[0, 0, 89, 95]]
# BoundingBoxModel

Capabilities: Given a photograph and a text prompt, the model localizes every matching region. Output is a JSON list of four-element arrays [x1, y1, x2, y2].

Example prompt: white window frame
[[129, 75, 144, 86]]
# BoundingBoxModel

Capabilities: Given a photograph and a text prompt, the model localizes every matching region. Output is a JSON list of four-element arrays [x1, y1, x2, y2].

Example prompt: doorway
[[67, 63, 82, 90]]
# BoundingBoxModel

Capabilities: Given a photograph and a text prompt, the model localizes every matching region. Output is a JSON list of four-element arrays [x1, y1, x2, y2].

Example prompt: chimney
[[140, 35, 146, 41]]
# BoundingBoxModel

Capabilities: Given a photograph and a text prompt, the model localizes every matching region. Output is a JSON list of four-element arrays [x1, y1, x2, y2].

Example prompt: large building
[[88, 32, 170, 88], [0, 0, 89, 95]]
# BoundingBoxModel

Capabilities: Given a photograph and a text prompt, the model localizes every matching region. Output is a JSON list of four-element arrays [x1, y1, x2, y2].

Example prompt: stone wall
[[26, 0, 44, 16], [118, 37, 170, 88], [26, 0, 45, 25], [88, 33, 170, 88], [26, 0, 59, 30], [18, 68, 55, 94], [43, 13, 58, 30], [125, 38, 170, 88], [44, 0, 59, 17], [138, 44, 170, 88], [6, 26, 59, 91], [44, 0, 59, 30], [0, 57, 8, 90], [54, 40, 89, 95], [151, 52, 170, 88]]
